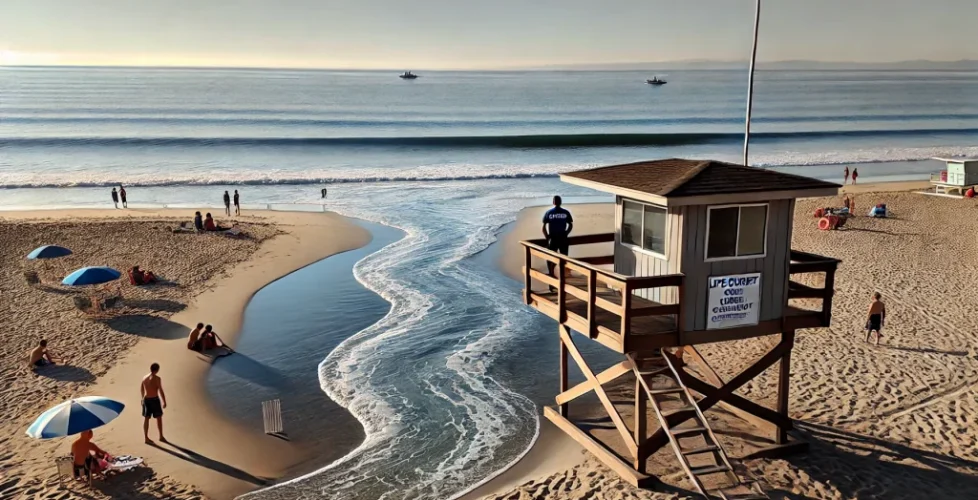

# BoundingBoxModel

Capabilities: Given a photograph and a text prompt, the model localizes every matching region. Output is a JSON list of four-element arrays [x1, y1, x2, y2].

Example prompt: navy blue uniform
[[543, 207, 573, 254]]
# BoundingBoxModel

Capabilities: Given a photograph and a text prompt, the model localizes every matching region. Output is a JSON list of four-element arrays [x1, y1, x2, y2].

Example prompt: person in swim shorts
[[28, 339, 57, 369], [141, 363, 167, 444], [865, 292, 886, 345]]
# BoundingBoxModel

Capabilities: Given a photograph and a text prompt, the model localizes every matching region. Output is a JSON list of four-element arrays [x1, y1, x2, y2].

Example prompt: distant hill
[[521, 59, 978, 71]]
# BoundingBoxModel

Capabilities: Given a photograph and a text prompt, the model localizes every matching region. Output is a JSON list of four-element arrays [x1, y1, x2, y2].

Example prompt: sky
[[1, 0, 976, 69]]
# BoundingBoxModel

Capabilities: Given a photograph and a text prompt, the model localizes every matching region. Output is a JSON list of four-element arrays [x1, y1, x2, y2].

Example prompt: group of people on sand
[[843, 166, 859, 185], [223, 190, 241, 216], [186, 323, 229, 353], [109, 186, 244, 216], [193, 211, 231, 232], [68, 362, 167, 479]]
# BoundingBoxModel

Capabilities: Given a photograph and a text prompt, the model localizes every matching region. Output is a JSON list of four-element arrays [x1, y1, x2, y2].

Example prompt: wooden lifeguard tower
[[520, 159, 841, 499]]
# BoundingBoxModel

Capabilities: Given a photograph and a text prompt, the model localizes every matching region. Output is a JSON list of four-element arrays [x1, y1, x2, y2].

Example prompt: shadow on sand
[[36, 364, 96, 383], [123, 298, 187, 313], [766, 422, 978, 499], [210, 353, 291, 390], [149, 441, 269, 486], [103, 315, 189, 340]]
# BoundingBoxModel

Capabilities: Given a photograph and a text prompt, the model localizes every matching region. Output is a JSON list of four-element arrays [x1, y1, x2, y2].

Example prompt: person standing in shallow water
[[111, 187, 119, 209], [233, 190, 240, 216], [119, 185, 127, 208], [223, 190, 231, 216], [844, 166, 850, 185], [542, 195, 573, 278]]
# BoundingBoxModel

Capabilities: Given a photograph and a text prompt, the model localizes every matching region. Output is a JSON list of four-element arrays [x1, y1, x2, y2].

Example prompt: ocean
[[2, 66, 977, 498]]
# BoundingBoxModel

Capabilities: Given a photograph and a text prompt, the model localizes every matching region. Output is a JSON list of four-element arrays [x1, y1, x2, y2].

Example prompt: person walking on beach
[[111, 188, 119, 209], [141, 362, 167, 444], [542, 195, 573, 278], [844, 166, 850, 185], [865, 292, 886, 345], [119, 185, 128, 208], [233, 189, 240, 215], [851, 168, 859, 185], [321, 187, 328, 199], [223, 191, 231, 216]]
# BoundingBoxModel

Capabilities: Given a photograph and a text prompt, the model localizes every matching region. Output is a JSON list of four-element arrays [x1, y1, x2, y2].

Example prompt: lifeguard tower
[[520, 159, 841, 499], [924, 158, 978, 198]]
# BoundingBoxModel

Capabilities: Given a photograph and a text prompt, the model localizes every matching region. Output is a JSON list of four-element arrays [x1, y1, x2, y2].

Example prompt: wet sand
[[0, 208, 369, 500]]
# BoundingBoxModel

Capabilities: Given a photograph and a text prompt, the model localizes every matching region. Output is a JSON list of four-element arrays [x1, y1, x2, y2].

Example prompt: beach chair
[[55, 455, 91, 488], [24, 270, 40, 286]]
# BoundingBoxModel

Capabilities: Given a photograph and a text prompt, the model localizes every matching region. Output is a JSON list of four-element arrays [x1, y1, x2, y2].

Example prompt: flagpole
[[743, 0, 761, 166]]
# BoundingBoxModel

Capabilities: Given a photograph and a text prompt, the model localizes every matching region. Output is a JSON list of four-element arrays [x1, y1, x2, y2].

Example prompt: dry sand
[[485, 181, 978, 499], [0, 208, 369, 500]]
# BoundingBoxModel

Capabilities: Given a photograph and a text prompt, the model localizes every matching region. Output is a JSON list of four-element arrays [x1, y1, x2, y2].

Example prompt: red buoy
[[818, 217, 832, 230]]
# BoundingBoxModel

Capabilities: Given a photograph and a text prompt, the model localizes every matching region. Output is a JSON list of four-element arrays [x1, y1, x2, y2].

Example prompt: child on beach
[[27, 339, 57, 369], [865, 292, 886, 345]]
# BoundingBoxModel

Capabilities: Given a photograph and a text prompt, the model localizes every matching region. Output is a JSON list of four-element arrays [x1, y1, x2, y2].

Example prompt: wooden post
[[822, 266, 836, 325], [559, 327, 569, 417], [621, 282, 633, 350], [634, 377, 647, 473], [587, 269, 597, 338], [776, 330, 795, 444], [676, 279, 686, 340], [523, 245, 531, 305], [557, 259, 567, 323]]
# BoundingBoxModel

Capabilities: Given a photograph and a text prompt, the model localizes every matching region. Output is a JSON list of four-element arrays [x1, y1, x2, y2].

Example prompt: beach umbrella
[[62, 267, 121, 286], [26, 245, 73, 260], [26, 397, 125, 439]]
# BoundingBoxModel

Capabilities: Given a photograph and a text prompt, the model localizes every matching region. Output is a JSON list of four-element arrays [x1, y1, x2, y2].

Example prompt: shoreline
[[1, 208, 371, 500]]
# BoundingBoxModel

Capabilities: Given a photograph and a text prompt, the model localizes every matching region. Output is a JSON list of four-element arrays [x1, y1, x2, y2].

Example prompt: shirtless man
[[187, 323, 204, 351], [140, 363, 167, 444], [28, 339, 56, 369], [865, 292, 886, 345], [72, 430, 108, 479]]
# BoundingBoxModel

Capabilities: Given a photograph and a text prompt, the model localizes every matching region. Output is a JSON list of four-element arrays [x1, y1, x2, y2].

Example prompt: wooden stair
[[629, 351, 769, 500]]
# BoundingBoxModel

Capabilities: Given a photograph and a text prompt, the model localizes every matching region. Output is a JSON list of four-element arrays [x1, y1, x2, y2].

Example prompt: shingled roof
[[561, 159, 840, 198]]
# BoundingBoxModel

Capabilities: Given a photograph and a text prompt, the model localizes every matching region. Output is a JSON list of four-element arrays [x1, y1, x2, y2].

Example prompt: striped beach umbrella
[[26, 397, 125, 439]]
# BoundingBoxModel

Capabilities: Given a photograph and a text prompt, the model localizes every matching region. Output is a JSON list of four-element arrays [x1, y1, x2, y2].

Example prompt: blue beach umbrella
[[26, 397, 125, 439], [62, 267, 122, 286], [27, 245, 73, 260]]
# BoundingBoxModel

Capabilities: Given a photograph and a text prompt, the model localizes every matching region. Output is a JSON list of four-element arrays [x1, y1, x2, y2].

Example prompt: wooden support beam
[[578, 255, 616, 265], [559, 332, 569, 417], [822, 267, 836, 325], [528, 268, 558, 288], [556, 360, 632, 406], [620, 284, 633, 351], [543, 407, 654, 488], [684, 347, 777, 436], [587, 270, 597, 338], [777, 330, 795, 444], [634, 377, 647, 473], [557, 260, 567, 323], [695, 339, 792, 412], [559, 326, 638, 457], [630, 304, 680, 317], [523, 246, 531, 305]]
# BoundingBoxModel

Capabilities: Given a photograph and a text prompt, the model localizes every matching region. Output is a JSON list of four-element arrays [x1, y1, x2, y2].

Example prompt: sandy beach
[[483, 180, 978, 499], [0, 208, 369, 500]]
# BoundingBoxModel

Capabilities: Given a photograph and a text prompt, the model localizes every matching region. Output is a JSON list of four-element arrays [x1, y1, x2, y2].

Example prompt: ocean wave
[[3, 128, 978, 150]]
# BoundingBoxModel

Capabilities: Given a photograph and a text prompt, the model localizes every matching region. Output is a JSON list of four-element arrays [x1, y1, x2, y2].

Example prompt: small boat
[[399, 71, 419, 80], [646, 77, 667, 85]]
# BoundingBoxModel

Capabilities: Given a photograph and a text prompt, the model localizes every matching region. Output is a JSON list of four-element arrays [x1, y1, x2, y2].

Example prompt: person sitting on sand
[[28, 339, 56, 369], [203, 213, 230, 232], [200, 324, 222, 350], [194, 211, 204, 232], [72, 430, 109, 479], [865, 292, 886, 345], [130, 266, 157, 285], [187, 323, 204, 351]]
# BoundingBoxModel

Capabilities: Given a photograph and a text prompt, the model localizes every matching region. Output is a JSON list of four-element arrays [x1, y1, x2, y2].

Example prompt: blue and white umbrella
[[26, 396, 125, 439], [62, 267, 122, 287]]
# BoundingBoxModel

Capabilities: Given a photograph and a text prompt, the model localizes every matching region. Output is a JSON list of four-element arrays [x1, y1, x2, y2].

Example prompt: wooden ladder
[[629, 351, 768, 500]]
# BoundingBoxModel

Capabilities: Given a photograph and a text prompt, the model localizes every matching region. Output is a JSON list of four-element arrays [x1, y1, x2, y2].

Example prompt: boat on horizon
[[399, 71, 419, 79], [646, 77, 667, 85]]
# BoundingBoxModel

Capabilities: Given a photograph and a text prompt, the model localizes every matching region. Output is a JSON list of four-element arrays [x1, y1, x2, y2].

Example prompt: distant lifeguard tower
[[923, 158, 978, 198], [520, 159, 841, 499]]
